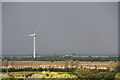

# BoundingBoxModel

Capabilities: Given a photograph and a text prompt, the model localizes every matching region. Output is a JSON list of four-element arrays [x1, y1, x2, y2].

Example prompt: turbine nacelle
[[28, 33, 36, 37]]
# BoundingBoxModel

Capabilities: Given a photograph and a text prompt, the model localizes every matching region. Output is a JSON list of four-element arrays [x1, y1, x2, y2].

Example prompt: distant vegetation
[[3, 56, 119, 61], [1, 65, 120, 80]]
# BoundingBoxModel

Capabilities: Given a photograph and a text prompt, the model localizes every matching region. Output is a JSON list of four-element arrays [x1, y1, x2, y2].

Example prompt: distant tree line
[[1, 68, 75, 72], [3, 56, 119, 61]]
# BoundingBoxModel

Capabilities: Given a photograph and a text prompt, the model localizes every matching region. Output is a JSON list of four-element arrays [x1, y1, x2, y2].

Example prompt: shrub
[[84, 73, 96, 78], [96, 72, 106, 78], [104, 72, 116, 78], [74, 68, 91, 78]]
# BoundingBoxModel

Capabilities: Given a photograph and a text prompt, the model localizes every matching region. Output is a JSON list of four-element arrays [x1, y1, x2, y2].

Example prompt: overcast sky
[[2, 2, 118, 56]]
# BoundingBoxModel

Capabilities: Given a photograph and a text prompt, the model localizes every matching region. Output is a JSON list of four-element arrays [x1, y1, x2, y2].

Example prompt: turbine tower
[[28, 24, 40, 58]]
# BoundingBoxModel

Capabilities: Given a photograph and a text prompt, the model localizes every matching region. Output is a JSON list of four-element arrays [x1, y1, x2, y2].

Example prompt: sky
[[2, 2, 118, 56]]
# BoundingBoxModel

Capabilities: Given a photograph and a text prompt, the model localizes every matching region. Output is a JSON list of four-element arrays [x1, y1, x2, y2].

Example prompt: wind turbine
[[28, 24, 40, 58]]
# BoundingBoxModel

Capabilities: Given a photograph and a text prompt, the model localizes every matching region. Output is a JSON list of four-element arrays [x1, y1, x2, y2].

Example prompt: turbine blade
[[34, 24, 40, 34], [28, 34, 34, 36]]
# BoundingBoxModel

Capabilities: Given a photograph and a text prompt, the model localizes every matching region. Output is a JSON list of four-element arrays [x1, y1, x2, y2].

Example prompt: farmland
[[1, 56, 120, 80], [1, 68, 120, 80], [1, 71, 77, 79], [1, 60, 118, 70]]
